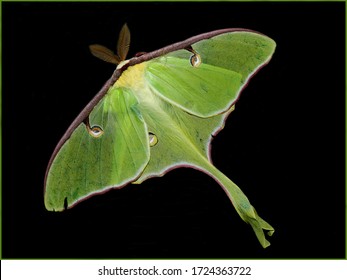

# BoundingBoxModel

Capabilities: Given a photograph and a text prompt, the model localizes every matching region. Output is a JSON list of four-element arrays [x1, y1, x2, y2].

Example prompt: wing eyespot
[[149, 132, 158, 147], [190, 53, 202, 67], [88, 126, 104, 138], [84, 118, 104, 138], [185, 45, 202, 67]]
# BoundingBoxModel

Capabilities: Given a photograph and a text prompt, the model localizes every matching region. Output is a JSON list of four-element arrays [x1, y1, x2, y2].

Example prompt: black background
[[2, 2, 345, 258]]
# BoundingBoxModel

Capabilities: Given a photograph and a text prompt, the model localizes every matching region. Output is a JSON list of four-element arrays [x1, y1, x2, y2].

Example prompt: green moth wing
[[145, 32, 275, 117], [44, 27, 276, 247], [44, 87, 150, 211], [145, 55, 242, 117]]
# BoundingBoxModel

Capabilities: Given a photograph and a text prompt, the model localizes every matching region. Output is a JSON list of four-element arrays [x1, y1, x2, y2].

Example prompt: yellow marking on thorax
[[115, 62, 147, 91]]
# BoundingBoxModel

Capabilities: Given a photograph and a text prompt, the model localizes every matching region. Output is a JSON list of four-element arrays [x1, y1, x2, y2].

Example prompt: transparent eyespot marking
[[190, 53, 202, 67], [88, 126, 104, 138], [84, 118, 104, 138], [149, 132, 158, 147], [185, 45, 202, 67]]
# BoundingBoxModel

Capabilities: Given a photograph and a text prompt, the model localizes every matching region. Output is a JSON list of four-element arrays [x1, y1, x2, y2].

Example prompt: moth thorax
[[115, 63, 146, 90]]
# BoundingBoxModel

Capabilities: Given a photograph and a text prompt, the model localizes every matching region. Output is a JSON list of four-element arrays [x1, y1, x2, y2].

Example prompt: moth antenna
[[117, 23, 131, 61], [89, 44, 120, 65]]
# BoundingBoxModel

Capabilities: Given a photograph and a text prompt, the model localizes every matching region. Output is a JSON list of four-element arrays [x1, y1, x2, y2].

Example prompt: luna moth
[[44, 24, 276, 248]]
